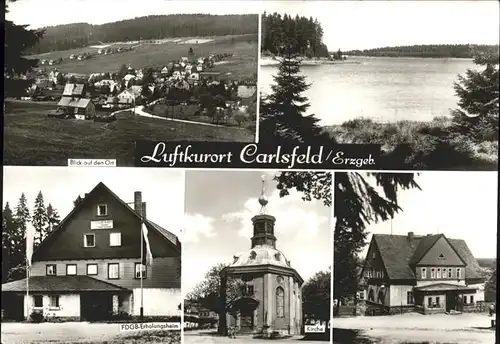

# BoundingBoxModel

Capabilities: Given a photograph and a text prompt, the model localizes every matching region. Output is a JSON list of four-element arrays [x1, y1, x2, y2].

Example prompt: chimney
[[407, 232, 414, 241], [141, 202, 147, 220], [134, 191, 142, 217]]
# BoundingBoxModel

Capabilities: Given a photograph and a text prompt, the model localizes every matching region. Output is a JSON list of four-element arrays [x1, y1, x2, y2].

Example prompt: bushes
[[30, 310, 44, 323], [327, 116, 498, 169]]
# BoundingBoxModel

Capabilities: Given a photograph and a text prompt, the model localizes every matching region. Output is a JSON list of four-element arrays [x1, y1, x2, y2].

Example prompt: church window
[[276, 287, 285, 318]]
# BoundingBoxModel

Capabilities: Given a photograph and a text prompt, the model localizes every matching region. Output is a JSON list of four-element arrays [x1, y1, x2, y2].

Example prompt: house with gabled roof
[[1, 182, 181, 321], [361, 232, 487, 315]]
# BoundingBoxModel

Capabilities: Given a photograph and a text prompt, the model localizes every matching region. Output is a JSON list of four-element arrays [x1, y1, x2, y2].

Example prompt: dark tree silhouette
[[450, 48, 499, 141], [4, 1, 44, 97], [259, 44, 332, 145]]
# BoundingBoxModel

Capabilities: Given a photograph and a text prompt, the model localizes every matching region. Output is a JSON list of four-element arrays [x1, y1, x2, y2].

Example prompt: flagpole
[[140, 214, 144, 321], [26, 257, 29, 321]]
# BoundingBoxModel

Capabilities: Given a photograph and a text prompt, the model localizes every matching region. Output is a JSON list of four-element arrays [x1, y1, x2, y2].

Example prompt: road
[[183, 330, 325, 344], [1, 322, 180, 344], [332, 313, 495, 344]]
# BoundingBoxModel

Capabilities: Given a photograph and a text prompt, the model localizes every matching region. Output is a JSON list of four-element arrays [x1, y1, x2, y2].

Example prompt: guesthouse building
[[1, 182, 182, 321], [361, 233, 486, 315]]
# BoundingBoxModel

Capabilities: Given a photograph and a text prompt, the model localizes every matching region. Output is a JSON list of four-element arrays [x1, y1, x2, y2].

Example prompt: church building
[[219, 177, 303, 337]]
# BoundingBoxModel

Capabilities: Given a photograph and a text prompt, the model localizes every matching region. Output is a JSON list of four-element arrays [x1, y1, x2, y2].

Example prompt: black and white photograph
[[4, 0, 258, 166], [259, 1, 499, 169], [332, 171, 497, 344], [183, 170, 332, 343], [1, 167, 183, 344]]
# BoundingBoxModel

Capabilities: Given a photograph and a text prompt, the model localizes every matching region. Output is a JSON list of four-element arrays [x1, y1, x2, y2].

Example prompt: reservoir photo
[[260, 57, 475, 126]]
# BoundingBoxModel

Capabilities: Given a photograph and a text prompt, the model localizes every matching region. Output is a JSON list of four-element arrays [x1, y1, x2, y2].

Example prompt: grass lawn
[[32, 35, 258, 80], [3, 101, 255, 166]]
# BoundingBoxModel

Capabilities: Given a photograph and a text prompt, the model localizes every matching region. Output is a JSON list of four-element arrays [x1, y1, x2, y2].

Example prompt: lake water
[[260, 57, 476, 126]]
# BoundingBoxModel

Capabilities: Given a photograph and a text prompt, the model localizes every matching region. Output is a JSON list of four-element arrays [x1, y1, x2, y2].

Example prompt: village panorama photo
[[332, 171, 497, 344], [183, 170, 332, 343], [1, 167, 184, 344], [4, 0, 259, 166]]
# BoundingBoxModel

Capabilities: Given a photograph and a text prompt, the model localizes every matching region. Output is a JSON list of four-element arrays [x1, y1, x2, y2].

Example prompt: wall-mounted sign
[[91, 220, 114, 230]]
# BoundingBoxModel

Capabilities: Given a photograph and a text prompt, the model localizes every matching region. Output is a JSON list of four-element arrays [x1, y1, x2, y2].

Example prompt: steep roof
[[58, 97, 91, 108], [371, 234, 484, 281], [2, 275, 128, 292], [63, 83, 86, 96], [33, 182, 181, 259]]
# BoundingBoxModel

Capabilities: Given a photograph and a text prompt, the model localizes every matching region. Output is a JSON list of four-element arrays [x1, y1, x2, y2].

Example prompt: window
[[448, 268, 452, 278], [456, 268, 461, 280], [135, 263, 147, 279], [34, 295, 43, 308], [275, 253, 281, 261], [46, 264, 57, 276], [373, 252, 376, 260], [249, 251, 256, 259], [438, 253, 445, 260], [436, 297, 440, 307], [109, 233, 121, 247], [84, 234, 95, 247], [276, 287, 285, 318], [407, 291, 414, 305], [436, 268, 441, 279], [431, 268, 435, 279], [108, 263, 119, 279], [463, 295, 468, 304], [247, 285, 254, 295], [470, 295, 474, 304], [97, 204, 108, 216], [358, 292, 365, 300], [66, 264, 77, 275], [49, 295, 60, 309], [421, 268, 427, 279], [427, 297, 432, 307], [87, 264, 98, 275]]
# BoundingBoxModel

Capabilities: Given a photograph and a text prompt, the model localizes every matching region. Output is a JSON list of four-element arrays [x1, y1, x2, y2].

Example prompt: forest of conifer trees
[[29, 14, 258, 54], [261, 12, 329, 58], [344, 44, 499, 58]]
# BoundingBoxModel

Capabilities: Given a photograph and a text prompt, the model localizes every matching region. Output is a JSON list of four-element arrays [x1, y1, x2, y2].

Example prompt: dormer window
[[233, 256, 239, 264], [456, 268, 461, 280], [275, 253, 281, 261], [431, 268, 436, 279], [250, 251, 257, 260], [421, 267, 427, 279], [438, 253, 445, 260], [436, 268, 441, 279], [97, 204, 107, 216]]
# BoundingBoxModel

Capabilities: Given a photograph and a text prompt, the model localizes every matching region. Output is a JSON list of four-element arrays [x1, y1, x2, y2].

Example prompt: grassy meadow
[[32, 34, 258, 80], [3, 101, 255, 166]]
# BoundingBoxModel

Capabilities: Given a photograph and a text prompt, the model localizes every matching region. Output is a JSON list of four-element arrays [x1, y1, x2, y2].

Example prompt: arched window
[[377, 291, 385, 304], [368, 289, 374, 302], [276, 287, 285, 318]]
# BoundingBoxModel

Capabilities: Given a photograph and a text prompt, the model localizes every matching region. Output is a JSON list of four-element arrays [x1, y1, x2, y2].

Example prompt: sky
[[262, 1, 500, 51], [183, 170, 332, 295], [2, 167, 185, 238], [6, 0, 260, 28], [353, 171, 498, 260]]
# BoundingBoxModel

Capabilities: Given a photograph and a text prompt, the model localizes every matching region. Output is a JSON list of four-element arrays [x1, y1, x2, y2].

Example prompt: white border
[[255, 9, 262, 144]]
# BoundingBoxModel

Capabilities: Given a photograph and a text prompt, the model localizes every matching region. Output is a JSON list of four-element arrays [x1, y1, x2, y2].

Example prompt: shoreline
[[260, 56, 360, 66]]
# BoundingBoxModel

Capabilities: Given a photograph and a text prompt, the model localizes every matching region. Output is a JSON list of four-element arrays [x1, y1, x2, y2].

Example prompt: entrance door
[[239, 310, 254, 333], [80, 292, 113, 321], [446, 292, 458, 312]]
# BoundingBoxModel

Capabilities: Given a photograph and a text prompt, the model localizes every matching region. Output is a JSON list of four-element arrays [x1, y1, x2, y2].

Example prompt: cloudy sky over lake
[[356, 171, 498, 259], [183, 170, 332, 295]]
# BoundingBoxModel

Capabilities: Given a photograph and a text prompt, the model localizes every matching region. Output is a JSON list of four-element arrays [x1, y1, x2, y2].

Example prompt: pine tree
[[259, 43, 333, 145], [32, 191, 48, 247], [46, 203, 61, 236], [2, 203, 16, 282], [10, 193, 31, 280], [451, 48, 499, 141]]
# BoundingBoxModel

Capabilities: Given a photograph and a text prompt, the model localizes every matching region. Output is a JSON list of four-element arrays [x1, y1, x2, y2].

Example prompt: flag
[[142, 223, 153, 266], [26, 221, 35, 269]]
